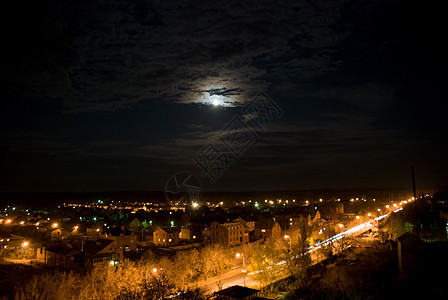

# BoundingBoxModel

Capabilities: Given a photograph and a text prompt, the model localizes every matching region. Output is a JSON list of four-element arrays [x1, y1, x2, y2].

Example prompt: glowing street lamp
[[22, 241, 29, 247], [52, 223, 58, 228], [235, 253, 246, 286]]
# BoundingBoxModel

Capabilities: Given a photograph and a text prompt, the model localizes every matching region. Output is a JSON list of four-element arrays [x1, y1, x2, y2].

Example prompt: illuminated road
[[198, 268, 255, 293], [198, 206, 405, 293]]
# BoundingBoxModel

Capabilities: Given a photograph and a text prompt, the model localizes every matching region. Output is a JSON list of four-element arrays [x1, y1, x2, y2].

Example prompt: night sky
[[1, 0, 447, 193]]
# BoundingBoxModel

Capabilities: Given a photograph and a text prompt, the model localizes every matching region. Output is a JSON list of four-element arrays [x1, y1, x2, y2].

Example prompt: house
[[50, 228, 68, 241], [126, 217, 145, 233], [179, 225, 203, 242], [41, 244, 80, 268], [153, 227, 180, 247], [180, 228, 191, 240], [0, 232, 27, 258], [105, 226, 138, 252], [83, 239, 123, 269], [397, 232, 426, 279], [37, 239, 122, 270], [0, 232, 24, 251], [235, 217, 256, 232], [210, 221, 249, 247], [214, 285, 262, 300], [254, 217, 281, 241]]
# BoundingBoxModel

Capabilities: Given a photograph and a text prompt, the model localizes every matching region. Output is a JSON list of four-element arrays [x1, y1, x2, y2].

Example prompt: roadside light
[[5, 219, 12, 224], [152, 268, 158, 273], [52, 223, 58, 228], [192, 202, 199, 208], [284, 235, 290, 239], [338, 224, 344, 228], [74, 226, 79, 230], [356, 216, 360, 219], [378, 208, 381, 212], [22, 241, 29, 247], [386, 205, 390, 209], [367, 213, 371, 217]]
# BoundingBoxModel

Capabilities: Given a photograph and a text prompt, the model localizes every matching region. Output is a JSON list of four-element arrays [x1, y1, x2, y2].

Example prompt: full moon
[[209, 94, 224, 107]]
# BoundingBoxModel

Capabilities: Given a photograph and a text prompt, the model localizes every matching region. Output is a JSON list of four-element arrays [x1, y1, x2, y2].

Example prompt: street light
[[284, 235, 291, 252], [236, 253, 246, 286]]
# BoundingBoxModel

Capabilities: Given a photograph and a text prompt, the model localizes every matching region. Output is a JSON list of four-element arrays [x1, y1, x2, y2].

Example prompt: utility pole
[[411, 167, 419, 238]]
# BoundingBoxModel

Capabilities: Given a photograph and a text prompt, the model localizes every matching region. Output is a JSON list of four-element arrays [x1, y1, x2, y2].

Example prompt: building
[[254, 217, 281, 241], [153, 227, 180, 247], [125, 217, 145, 234], [50, 228, 69, 241], [210, 221, 249, 247], [397, 232, 426, 279], [41, 245, 79, 268], [37, 239, 122, 270], [83, 239, 122, 269], [105, 226, 138, 252], [235, 217, 256, 232], [214, 285, 264, 300]]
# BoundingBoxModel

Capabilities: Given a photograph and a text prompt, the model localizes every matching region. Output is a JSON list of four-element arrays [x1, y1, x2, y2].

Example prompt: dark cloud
[[1, 0, 447, 192], [4, 0, 354, 112]]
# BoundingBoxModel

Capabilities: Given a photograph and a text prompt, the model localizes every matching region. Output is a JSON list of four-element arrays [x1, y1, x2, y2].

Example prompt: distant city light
[[52, 223, 58, 228]]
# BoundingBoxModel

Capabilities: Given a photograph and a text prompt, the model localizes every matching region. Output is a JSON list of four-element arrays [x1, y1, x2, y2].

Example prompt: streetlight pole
[[236, 253, 246, 286], [284, 235, 291, 252]]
